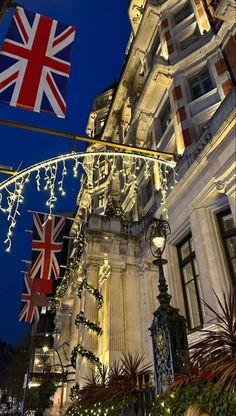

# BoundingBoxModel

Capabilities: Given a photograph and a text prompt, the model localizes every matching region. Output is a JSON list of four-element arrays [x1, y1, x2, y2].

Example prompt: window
[[189, 69, 214, 100], [174, 2, 192, 25], [142, 179, 153, 207], [150, 33, 161, 61], [159, 100, 172, 135], [218, 209, 236, 286], [177, 235, 203, 330], [94, 193, 104, 208], [180, 28, 200, 50]]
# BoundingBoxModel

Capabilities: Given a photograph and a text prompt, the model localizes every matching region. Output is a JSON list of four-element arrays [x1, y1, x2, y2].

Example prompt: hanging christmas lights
[[0, 151, 176, 251]]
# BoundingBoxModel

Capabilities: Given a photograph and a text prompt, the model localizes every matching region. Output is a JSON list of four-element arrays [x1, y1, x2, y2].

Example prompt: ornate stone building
[[51, 0, 235, 412]]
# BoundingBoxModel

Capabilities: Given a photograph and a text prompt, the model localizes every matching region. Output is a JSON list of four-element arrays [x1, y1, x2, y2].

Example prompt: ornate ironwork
[[145, 216, 171, 258], [147, 217, 189, 394]]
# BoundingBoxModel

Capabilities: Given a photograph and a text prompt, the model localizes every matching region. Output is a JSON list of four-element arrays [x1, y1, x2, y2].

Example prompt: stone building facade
[[51, 0, 235, 412]]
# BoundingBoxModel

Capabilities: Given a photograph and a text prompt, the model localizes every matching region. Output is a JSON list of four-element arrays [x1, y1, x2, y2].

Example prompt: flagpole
[[27, 209, 79, 222], [0, 119, 176, 161]]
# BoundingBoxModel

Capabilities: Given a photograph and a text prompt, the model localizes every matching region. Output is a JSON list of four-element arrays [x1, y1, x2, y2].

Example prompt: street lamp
[[146, 217, 189, 394]]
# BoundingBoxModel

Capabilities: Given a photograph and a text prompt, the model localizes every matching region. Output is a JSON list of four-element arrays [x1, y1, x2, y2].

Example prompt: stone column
[[108, 263, 126, 363], [79, 261, 99, 386], [65, 294, 81, 405], [124, 263, 142, 354], [59, 304, 72, 347], [190, 208, 231, 319]]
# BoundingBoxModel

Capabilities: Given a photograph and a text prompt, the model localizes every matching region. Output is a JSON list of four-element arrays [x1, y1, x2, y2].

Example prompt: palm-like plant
[[190, 290, 236, 391], [74, 352, 152, 406]]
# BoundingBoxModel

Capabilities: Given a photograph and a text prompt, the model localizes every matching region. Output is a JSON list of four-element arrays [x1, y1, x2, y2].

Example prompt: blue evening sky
[[0, 0, 130, 345]]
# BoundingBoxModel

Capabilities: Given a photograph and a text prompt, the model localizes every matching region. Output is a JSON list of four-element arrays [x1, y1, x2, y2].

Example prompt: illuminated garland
[[69, 383, 80, 401], [66, 396, 136, 416], [71, 344, 102, 369], [78, 277, 103, 309], [50, 232, 85, 312], [71, 267, 103, 372], [74, 311, 103, 337]]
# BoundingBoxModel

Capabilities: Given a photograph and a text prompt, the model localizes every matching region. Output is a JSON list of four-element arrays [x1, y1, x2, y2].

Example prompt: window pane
[[185, 281, 201, 328], [226, 237, 236, 259], [180, 240, 191, 260], [189, 69, 213, 100], [222, 214, 235, 232], [174, 3, 192, 25], [180, 29, 200, 50], [202, 78, 213, 94], [160, 100, 172, 134], [183, 263, 193, 283], [193, 258, 199, 276]]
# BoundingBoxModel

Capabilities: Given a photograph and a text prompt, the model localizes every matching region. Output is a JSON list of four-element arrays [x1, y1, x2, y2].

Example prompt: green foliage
[[77, 277, 103, 308], [151, 380, 236, 416], [50, 232, 85, 311], [4, 340, 29, 401], [69, 353, 151, 407], [105, 197, 126, 220], [27, 383, 57, 416], [191, 291, 236, 391], [74, 311, 103, 336], [66, 395, 136, 416], [71, 344, 102, 369]]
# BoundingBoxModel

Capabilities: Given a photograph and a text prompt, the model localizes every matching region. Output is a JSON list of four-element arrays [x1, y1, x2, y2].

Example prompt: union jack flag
[[19, 272, 41, 324], [30, 213, 65, 294], [0, 6, 76, 117]]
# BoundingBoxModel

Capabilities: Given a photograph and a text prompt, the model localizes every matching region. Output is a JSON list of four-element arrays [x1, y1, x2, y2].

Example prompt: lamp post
[[146, 217, 189, 394]]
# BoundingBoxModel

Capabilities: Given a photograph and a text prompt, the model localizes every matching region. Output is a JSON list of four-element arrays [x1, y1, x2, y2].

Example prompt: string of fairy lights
[[0, 150, 176, 251]]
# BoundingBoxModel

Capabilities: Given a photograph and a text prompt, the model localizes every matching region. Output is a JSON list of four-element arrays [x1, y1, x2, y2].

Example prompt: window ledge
[[172, 13, 195, 35], [189, 88, 220, 117]]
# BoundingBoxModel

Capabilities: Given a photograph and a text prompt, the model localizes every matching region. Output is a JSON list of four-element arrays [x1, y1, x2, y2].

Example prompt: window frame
[[179, 26, 200, 50], [189, 68, 214, 101], [173, 2, 193, 25], [177, 234, 203, 331], [217, 209, 236, 287], [159, 99, 172, 136]]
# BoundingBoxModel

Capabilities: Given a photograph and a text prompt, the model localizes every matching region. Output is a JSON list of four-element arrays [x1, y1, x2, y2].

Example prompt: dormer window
[[174, 2, 192, 25]]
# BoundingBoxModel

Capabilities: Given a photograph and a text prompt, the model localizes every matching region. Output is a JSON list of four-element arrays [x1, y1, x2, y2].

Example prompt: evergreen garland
[[50, 232, 85, 312], [71, 344, 102, 369], [69, 383, 80, 401], [75, 311, 103, 336], [71, 272, 104, 373], [66, 396, 136, 416], [105, 196, 126, 220], [78, 277, 103, 309]]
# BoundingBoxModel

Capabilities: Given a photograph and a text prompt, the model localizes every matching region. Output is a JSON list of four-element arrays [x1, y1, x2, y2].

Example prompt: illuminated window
[[177, 235, 203, 330], [174, 2, 192, 25], [189, 69, 214, 100], [97, 193, 104, 208], [218, 209, 236, 286]]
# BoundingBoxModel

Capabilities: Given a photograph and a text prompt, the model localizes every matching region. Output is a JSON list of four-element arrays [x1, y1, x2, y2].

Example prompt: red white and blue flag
[[0, 6, 76, 117], [19, 272, 41, 324], [30, 213, 65, 294]]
